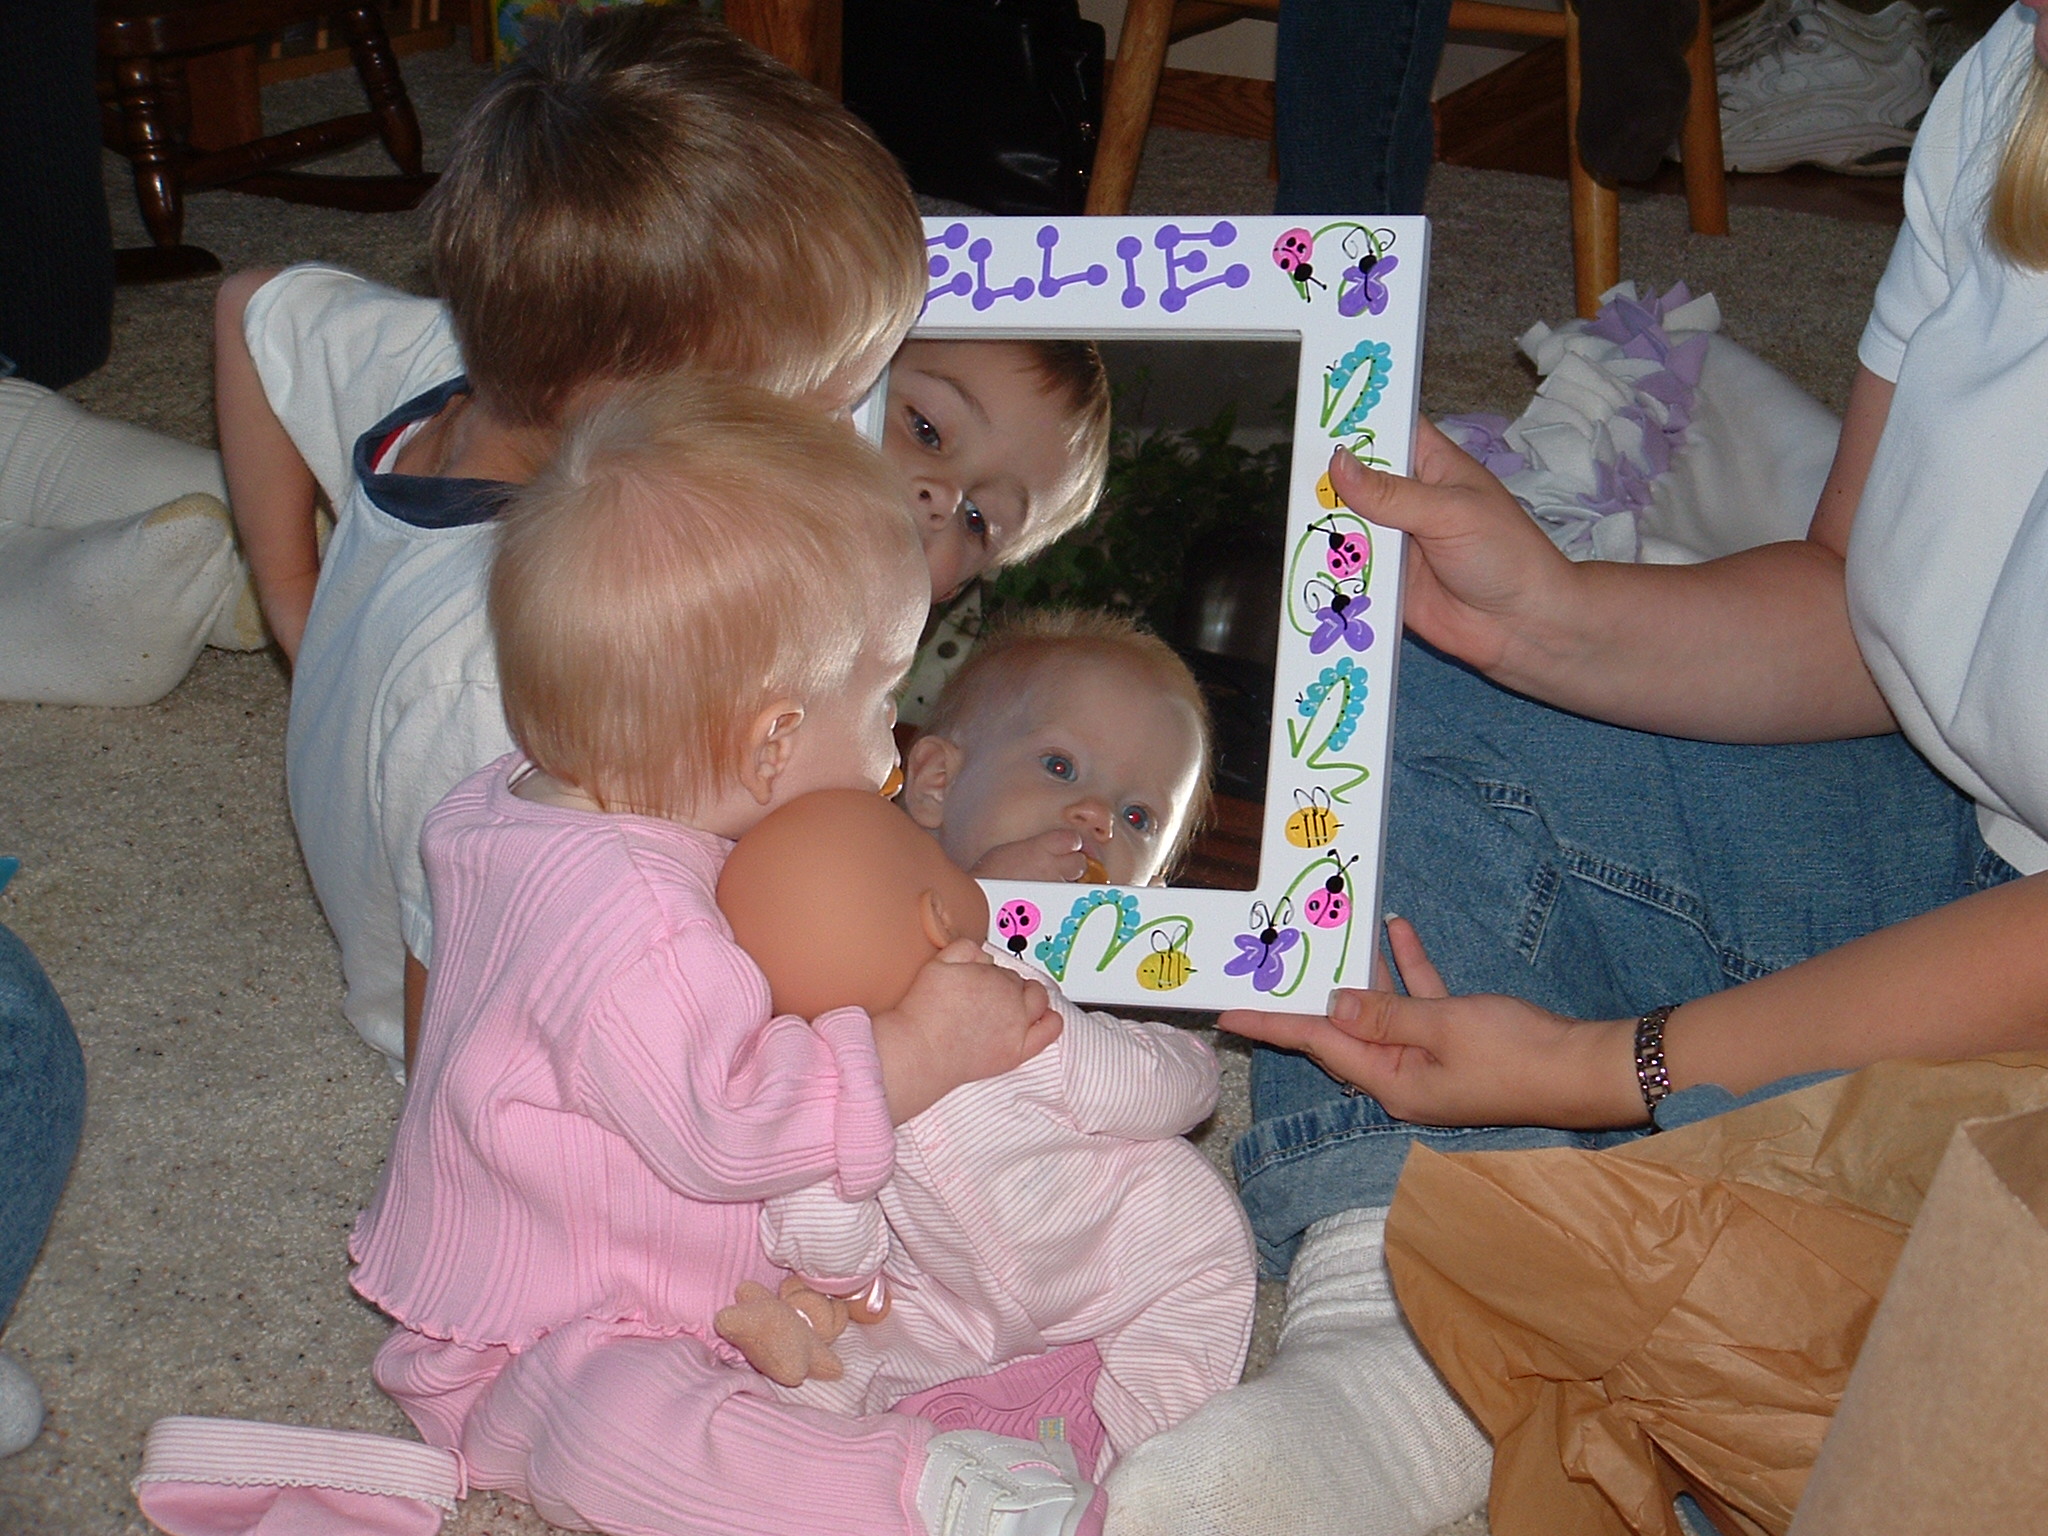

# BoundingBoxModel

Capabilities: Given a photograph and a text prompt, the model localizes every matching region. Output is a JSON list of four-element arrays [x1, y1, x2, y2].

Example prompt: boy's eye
[[1122, 804, 1155, 835], [1041, 753, 1075, 782], [961, 499, 989, 541], [908, 409, 940, 450]]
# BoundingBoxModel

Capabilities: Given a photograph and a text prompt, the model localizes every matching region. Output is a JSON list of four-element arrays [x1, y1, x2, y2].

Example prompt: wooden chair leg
[[1564, 6, 1618, 318], [107, 55, 225, 282], [110, 56, 188, 251], [1085, 0, 1175, 216], [469, 0, 495, 64], [1680, 0, 1730, 236], [341, 2, 426, 174]]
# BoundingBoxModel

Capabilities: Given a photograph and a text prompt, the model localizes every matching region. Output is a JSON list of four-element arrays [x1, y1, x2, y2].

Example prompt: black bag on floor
[[843, 0, 1105, 215]]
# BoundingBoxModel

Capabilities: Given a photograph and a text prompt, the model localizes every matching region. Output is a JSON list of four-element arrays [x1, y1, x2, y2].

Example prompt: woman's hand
[[1329, 421, 1580, 682], [1218, 917, 1648, 1130]]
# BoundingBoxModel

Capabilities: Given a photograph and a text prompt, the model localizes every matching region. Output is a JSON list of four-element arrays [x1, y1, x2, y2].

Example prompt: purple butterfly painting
[[1307, 578, 1373, 655], [1225, 900, 1300, 993], [1337, 254, 1398, 319]]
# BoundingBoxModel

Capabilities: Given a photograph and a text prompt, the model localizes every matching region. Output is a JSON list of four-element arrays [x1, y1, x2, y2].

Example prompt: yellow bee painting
[[1285, 787, 1341, 849], [1315, 470, 1342, 509], [1136, 930, 1195, 991]]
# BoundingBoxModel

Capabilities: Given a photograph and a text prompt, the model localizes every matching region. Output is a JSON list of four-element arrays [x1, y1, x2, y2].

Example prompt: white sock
[[1103, 1207, 1490, 1536], [0, 495, 249, 706], [0, 379, 228, 529], [0, 1352, 44, 1459], [0, 380, 266, 658]]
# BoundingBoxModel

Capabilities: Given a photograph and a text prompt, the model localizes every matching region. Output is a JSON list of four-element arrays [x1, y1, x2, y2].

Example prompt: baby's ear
[[918, 889, 959, 950], [737, 699, 806, 805], [899, 734, 961, 830]]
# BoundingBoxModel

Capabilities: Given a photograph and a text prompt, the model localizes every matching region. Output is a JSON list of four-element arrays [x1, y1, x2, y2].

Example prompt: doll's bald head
[[717, 789, 990, 1020]]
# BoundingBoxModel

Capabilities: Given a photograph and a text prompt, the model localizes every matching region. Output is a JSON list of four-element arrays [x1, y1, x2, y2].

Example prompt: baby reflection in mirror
[[899, 610, 1212, 886]]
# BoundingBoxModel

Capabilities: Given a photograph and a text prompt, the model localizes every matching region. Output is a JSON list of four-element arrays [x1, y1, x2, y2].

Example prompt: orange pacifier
[[879, 763, 905, 799], [1080, 854, 1109, 884]]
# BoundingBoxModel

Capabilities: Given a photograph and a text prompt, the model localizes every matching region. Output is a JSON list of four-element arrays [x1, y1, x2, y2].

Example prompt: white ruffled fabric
[[1439, 282, 1842, 565]]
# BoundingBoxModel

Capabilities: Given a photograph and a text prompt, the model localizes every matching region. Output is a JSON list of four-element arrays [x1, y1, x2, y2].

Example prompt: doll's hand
[[969, 830, 1088, 883], [715, 1278, 848, 1387], [1218, 917, 1646, 1130], [871, 940, 1062, 1124]]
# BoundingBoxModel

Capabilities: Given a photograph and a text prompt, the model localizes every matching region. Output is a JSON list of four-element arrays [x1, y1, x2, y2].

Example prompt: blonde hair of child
[[1991, 47, 2048, 270], [429, 7, 923, 428], [923, 608, 1213, 866], [1001, 340, 1113, 564], [492, 378, 923, 819]]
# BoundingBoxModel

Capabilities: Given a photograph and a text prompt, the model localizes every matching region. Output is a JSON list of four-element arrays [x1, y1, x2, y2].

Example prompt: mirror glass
[[905, 215, 1426, 1011]]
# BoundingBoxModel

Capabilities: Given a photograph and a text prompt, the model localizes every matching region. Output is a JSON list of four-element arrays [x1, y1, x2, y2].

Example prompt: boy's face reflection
[[882, 340, 1082, 602]]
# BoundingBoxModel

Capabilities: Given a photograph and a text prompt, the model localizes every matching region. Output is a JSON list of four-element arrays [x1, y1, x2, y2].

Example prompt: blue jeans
[[1274, 0, 1453, 216], [0, 922, 84, 1328], [1235, 639, 2022, 1276]]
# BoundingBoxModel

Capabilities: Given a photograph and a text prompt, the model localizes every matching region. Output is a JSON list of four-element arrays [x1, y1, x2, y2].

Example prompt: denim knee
[[0, 922, 85, 1326]]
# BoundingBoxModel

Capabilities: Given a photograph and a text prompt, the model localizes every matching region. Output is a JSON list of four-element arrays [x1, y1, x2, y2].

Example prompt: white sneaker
[[1714, 0, 1802, 75], [916, 1430, 1100, 1536], [1717, 0, 1929, 174]]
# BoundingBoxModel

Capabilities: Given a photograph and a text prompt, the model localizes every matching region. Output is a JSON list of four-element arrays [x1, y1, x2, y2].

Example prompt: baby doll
[[716, 788, 1257, 1466], [898, 608, 1211, 887]]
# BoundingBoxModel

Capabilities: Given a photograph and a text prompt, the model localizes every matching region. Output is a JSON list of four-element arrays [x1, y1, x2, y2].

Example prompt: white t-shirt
[[1850, 4, 2048, 876], [247, 265, 514, 1067]]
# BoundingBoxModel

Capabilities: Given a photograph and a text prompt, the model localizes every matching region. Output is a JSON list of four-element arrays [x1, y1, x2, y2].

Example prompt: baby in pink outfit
[[346, 380, 1103, 1536]]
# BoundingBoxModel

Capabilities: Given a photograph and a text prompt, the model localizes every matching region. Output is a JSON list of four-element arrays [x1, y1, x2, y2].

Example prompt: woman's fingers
[[1324, 420, 1495, 532], [1329, 985, 1448, 1055], [1219, 1005, 1422, 1099], [1215, 1008, 1331, 1053], [1384, 915, 1448, 998]]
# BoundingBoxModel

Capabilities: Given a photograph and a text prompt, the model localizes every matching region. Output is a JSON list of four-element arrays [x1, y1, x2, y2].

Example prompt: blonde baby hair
[[429, 7, 924, 428], [491, 377, 923, 819], [923, 608, 1213, 866]]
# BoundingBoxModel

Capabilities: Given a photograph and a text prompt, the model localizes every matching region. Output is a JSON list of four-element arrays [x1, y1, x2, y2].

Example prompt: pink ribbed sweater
[[349, 756, 896, 1349]]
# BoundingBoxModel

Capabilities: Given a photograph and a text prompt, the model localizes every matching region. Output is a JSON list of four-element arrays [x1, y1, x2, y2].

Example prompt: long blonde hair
[[1990, 46, 2048, 267]]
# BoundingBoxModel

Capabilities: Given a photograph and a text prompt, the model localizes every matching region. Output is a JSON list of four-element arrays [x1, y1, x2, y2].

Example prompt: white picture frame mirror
[[911, 214, 1429, 1012]]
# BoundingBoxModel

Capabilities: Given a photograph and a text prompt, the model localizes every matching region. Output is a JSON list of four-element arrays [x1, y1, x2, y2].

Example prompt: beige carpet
[[0, 36, 1898, 1535]]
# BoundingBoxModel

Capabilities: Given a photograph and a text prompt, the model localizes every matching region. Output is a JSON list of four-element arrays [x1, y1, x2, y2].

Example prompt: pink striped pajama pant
[[375, 1320, 934, 1536]]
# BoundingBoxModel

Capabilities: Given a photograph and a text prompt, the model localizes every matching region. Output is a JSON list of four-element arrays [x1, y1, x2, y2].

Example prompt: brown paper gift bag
[[1789, 1100, 2048, 1535], [1383, 1055, 2048, 1536]]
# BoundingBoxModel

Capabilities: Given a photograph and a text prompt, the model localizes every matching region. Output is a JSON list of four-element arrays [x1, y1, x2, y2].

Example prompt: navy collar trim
[[354, 376, 516, 530]]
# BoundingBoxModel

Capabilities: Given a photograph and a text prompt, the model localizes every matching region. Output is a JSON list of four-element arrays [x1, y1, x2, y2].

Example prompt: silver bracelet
[[1634, 1004, 1677, 1117]]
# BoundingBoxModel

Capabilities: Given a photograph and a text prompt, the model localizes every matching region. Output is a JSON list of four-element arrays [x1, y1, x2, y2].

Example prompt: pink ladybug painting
[[1302, 854, 1359, 929], [1272, 228, 1325, 295], [995, 899, 1042, 957], [1309, 517, 1370, 581]]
